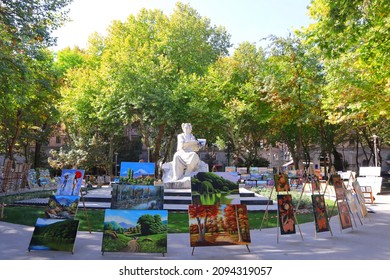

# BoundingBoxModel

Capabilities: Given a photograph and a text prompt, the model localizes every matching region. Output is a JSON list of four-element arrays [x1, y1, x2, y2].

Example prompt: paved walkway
[[1, 194, 390, 260]]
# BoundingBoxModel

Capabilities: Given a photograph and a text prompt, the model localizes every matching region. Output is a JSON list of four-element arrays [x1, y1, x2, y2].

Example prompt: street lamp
[[372, 135, 378, 167], [114, 152, 118, 177]]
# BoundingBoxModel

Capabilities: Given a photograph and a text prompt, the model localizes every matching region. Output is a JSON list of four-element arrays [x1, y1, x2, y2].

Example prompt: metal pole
[[372, 135, 378, 167], [114, 152, 118, 176]]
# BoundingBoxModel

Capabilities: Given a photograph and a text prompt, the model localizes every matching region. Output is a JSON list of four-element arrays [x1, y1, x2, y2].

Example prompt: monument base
[[163, 176, 192, 189]]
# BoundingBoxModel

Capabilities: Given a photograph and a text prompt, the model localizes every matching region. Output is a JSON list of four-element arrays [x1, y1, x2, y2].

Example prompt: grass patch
[[2, 206, 333, 233]]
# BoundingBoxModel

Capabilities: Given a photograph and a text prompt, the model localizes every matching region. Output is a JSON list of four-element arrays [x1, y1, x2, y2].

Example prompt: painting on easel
[[337, 201, 352, 229], [56, 169, 85, 196], [277, 194, 296, 235], [45, 195, 79, 219], [311, 176, 321, 193], [332, 174, 345, 200], [188, 204, 251, 247], [352, 181, 368, 218], [274, 174, 290, 192], [312, 194, 330, 232]]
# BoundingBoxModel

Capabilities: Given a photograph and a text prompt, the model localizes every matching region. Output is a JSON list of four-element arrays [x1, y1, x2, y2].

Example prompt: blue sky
[[52, 0, 313, 52]]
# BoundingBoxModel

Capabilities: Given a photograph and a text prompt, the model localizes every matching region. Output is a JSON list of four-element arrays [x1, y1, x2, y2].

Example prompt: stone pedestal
[[163, 176, 192, 189]]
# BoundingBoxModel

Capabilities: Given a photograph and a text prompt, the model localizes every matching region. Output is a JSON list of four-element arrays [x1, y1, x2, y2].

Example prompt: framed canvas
[[274, 174, 290, 192], [352, 181, 368, 217], [188, 204, 251, 247], [277, 194, 296, 235], [236, 167, 248, 175], [27, 169, 39, 188], [225, 166, 236, 172], [111, 184, 164, 210], [45, 195, 79, 219], [311, 194, 330, 232], [191, 172, 240, 206], [56, 169, 84, 196], [38, 168, 51, 187], [345, 190, 358, 213], [311, 175, 321, 192], [119, 162, 155, 179], [332, 174, 345, 200], [102, 209, 168, 254], [337, 201, 352, 229], [212, 172, 239, 183], [249, 167, 260, 174], [28, 218, 79, 252]]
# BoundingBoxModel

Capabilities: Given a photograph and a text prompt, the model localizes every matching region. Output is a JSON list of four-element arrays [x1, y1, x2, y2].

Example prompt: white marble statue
[[162, 123, 208, 184]]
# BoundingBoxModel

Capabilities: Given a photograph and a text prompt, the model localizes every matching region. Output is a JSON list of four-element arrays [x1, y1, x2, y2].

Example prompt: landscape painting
[[119, 162, 155, 180], [102, 209, 168, 254], [111, 185, 164, 210], [45, 195, 79, 219], [274, 174, 290, 192], [236, 167, 248, 175], [311, 194, 330, 232], [337, 201, 353, 230], [277, 194, 296, 235], [225, 166, 236, 172], [56, 169, 85, 196], [212, 172, 240, 183], [191, 172, 240, 206], [28, 218, 79, 252], [188, 204, 251, 247]]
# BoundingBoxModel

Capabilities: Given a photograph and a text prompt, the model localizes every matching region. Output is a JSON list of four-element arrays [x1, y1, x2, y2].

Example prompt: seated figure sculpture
[[162, 123, 208, 183]]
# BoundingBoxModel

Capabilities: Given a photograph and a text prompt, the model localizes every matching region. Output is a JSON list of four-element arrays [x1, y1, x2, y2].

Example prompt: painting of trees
[[188, 204, 251, 247]]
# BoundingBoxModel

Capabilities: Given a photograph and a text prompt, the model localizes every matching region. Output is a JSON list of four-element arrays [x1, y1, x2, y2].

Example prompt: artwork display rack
[[305, 166, 333, 239], [260, 168, 303, 243], [328, 171, 360, 233]]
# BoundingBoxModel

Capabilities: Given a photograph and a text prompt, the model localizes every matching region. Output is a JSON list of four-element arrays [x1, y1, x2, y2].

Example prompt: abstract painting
[[311, 175, 321, 192], [102, 209, 168, 254], [111, 184, 164, 210], [311, 194, 330, 232], [188, 204, 251, 247], [337, 201, 352, 229], [191, 172, 240, 206], [119, 162, 155, 179], [28, 218, 79, 252], [274, 174, 290, 192], [56, 169, 85, 196], [277, 194, 296, 235], [45, 195, 79, 219]]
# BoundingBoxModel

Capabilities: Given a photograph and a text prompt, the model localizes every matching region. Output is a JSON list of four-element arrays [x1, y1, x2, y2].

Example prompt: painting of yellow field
[[188, 204, 251, 247]]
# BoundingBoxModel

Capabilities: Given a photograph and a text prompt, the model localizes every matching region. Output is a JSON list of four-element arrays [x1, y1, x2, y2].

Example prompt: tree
[[188, 205, 219, 242], [0, 0, 72, 161], [262, 34, 326, 169], [137, 214, 163, 236], [305, 0, 390, 167]]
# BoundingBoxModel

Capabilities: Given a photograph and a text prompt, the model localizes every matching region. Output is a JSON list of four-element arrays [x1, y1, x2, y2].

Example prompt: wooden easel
[[350, 174, 371, 223], [79, 187, 92, 234], [328, 172, 358, 232], [274, 170, 304, 243]]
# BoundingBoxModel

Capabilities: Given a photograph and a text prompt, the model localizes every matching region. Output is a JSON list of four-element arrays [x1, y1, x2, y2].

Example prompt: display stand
[[271, 170, 304, 243], [191, 244, 250, 256], [259, 185, 275, 230], [78, 188, 92, 234], [310, 168, 333, 239], [328, 173, 357, 232]]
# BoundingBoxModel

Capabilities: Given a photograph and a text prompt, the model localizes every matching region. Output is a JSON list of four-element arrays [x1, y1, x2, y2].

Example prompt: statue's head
[[181, 123, 192, 133]]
